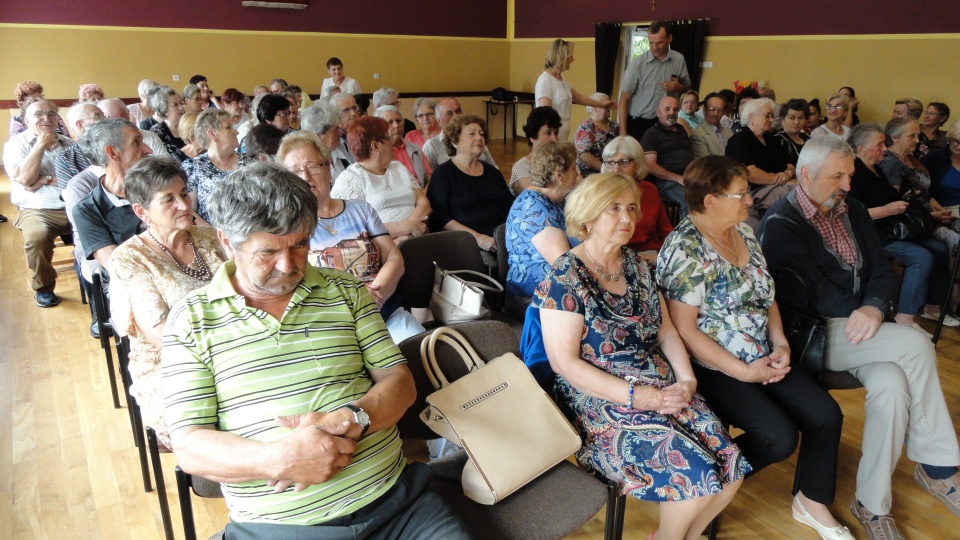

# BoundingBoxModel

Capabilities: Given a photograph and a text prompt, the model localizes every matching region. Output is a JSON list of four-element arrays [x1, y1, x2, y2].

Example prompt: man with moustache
[[640, 95, 694, 217], [759, 137, 960, 540], [2, 99, 75, 307], [690, 92, 733, 158]]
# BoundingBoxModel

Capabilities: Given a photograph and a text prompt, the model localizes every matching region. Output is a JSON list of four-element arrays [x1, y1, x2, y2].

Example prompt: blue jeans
[[882, 237, 951, 315], [653, 178, 688, 220]]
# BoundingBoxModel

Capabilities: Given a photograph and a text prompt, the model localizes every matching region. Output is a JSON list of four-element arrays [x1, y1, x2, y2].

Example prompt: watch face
[[355, 408, 371, 427]]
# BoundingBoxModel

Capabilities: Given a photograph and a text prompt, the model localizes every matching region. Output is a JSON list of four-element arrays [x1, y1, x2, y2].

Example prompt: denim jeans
[[882, 237, 951, 315]]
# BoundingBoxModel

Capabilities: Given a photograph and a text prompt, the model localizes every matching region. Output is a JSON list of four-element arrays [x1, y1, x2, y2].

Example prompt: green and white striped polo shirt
[[162, 261, 407, 525]]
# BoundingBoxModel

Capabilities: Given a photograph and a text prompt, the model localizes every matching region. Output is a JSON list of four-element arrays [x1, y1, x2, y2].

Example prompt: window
[[622, 25, 650, 73]]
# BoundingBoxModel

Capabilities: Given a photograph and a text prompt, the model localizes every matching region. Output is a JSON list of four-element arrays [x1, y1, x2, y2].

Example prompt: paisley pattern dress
[[534, 249, 750, 501]]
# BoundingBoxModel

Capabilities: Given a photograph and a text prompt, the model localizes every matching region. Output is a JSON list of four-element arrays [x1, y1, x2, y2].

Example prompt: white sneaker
[[911, 323, 934, 338], [921, 311, 960, 327]]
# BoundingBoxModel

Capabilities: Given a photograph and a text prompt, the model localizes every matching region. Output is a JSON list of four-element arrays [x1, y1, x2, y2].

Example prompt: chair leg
[[604, 481, 625, 540], [933, 247, 960, 344], [707, 514, 720, 540], [176, 466, 198, 540], [147, 427, 174, 540], [91, 273, 120, 408]]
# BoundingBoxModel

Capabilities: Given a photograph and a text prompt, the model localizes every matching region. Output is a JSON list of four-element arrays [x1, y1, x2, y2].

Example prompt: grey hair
[[208, 162, 318, 245], [529, 142, 576, 188], [300, 102, 342, 135], [137, 79, 156, 99], [330, 92, 354, 108], [97, 98, 131, 121], [194, 109, 234, 148], [67, 103, 99, 135], [885, 117, 918, 142], [740, 97, 777, 127], [182, 83, 201, 100], [584, 93, 610, 114], [847, 122, 885, 151], [124, 155, 188, 208], [248, 93, 268, 127], [412, 97, 436, 118], [148, 85, 177, 119], [797, 136, 854, 181], [373, 105, 402, 119], [600, 136, 650, 179], [78, 118, 136, 167], [372, 87, 398, 109]]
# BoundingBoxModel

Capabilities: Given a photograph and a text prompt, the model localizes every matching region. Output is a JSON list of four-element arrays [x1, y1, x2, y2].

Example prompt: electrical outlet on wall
[[373, 73, 379, 79], [700, 62, 713, 68], [172, 74, 180, 81]]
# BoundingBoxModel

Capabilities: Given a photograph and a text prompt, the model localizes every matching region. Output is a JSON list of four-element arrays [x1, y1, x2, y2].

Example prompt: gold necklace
[[317, 200, 342, 235], [691, 215, 740, 266], [583, 245, 624, 282]]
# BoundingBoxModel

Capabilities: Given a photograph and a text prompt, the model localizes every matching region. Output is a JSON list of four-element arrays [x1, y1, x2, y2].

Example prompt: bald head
[[437, 98, 462, 127], [97, 98, 130, 121], [67, 103, 105, 139]]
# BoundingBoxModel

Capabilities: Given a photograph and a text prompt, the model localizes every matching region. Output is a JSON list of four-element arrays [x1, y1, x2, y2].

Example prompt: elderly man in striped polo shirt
[[161, 162, 470, 539]]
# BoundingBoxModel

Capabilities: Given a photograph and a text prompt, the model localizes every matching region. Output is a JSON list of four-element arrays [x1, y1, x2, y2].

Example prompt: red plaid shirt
[[795, 186, 857, 265]]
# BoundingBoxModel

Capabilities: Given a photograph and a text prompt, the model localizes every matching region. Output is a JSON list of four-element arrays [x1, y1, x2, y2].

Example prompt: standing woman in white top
[[535, 39, 612, 141], [321, 57, 362, 96], [810, 94, 852, 141]]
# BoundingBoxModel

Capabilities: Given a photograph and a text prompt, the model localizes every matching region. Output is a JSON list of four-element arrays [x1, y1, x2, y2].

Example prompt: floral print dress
[[534, 249, 750, 501]]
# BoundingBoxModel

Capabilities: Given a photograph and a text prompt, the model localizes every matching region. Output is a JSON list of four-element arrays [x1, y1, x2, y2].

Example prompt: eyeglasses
[[275, 111, 291, 118], [415, 112, 435, 119], [289, 164, 327, 177], [31, 111, 58, 119], [341, 105, 360, 113], [705, 107, 724, 113], [715, 190, 753, 201], [763, 113, 776, 119], [825, 105, 845, 111], [949, 139, 960, 146], [603, 158, 634, 168]]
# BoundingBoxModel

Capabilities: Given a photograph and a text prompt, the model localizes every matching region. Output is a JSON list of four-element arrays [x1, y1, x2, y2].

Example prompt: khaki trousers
[[14, 208, 72, 293], [825, 319, 960, 514]]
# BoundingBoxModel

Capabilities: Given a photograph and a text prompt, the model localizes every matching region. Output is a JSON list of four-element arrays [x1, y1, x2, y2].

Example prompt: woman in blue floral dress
[[657, 156, 850, 540], [535, 171, 749, 540]]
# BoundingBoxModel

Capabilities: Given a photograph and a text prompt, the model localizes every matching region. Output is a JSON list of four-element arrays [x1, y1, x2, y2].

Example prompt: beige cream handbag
[[419, 327, 581, 505]]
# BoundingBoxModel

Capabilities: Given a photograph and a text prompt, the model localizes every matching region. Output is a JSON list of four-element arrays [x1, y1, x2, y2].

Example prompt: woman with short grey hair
[[128, 78, 155, 126], [375, 104, 431, 187], [182, 84, 204, 114], [187, 109, 247, 225], [301, 102, 350, 181], [148, 85, 189, 162], [405, 97, 441, 148], [109, 156, 228, 450]]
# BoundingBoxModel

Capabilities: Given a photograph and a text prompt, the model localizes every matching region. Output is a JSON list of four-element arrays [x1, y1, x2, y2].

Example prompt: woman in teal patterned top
[[657, 156, 851, 540]]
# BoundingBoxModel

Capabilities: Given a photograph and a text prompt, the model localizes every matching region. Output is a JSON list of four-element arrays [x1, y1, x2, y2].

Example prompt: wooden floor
[[2, 140, 960, 539]]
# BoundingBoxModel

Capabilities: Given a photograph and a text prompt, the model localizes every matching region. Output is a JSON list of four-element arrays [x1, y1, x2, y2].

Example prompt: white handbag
[[419, 327, 581, 505], [429, 262, 504, 324]]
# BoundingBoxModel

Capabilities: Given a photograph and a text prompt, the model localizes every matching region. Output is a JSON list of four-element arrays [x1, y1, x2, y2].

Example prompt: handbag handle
[[434, 262, 505, 293], [420, 327, 486, 390]]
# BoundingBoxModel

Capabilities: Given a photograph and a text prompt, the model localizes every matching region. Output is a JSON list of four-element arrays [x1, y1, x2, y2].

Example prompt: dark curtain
[[594, 22, 622, 97], [669, 19, 709, 92]]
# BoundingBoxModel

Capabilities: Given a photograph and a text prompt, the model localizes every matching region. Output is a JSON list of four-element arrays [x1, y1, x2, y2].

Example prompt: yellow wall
[[0, 24, 511, 155], [510, 34, 960, 139]]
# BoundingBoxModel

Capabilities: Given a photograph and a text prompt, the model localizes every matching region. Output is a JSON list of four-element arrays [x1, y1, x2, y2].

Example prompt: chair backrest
[[395, 321, 520, 440], [396, 230, 485, 310], [663, 201, 682, 227], [175, 466, 224, 540], [494, 223, 508, 286]]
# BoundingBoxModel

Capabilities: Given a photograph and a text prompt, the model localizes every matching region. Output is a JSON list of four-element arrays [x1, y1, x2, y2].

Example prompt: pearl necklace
[[583, 245, 624, 282], [146, 230, 212, 281], [691, 215, 740, 266]]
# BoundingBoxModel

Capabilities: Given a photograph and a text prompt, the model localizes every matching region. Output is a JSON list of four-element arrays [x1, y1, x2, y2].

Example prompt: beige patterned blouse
[[109, 226, 227, 448]]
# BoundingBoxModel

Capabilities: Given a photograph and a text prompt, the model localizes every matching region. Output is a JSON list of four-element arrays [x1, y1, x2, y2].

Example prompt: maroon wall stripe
[[515, 0, 960, 38], [1, 0, 506, 39]]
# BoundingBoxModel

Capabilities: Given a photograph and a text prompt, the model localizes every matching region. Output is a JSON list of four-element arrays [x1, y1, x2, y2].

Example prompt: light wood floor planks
[[2, 141, 960, 539]]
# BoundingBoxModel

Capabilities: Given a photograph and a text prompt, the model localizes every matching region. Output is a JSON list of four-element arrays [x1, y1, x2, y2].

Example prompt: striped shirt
[[162, 261, 406, 525]]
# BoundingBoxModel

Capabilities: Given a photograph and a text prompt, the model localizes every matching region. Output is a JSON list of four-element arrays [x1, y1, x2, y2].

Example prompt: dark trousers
[[693, 363, 844, 504], [225, 463, 472, 540], [626, 116, 657, 141]]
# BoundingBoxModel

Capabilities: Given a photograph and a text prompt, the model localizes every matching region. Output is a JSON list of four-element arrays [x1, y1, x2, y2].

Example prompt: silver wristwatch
[[342, 404, 371, 437]]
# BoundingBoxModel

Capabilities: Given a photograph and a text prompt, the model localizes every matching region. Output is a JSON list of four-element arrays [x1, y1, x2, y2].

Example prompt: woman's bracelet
[[625, 376, 638, 409]]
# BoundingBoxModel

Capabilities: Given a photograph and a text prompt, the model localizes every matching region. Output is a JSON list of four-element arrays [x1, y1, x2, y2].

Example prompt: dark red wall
[[1, 0, 507, 39], [516, 0, 960, 38]]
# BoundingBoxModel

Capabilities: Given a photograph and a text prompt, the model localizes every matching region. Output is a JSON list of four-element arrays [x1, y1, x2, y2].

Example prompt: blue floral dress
[[534, 249, 750, 501], [505, 190, 580, 297]]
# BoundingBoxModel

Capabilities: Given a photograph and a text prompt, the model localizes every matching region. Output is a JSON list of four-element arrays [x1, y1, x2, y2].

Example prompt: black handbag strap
[[775, 267, 817, 315]]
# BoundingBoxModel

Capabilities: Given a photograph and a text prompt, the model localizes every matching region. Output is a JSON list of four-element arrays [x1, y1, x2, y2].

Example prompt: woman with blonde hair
[[535, 39, 612, 141], [810, 94, 851, 140], [177, 112, 204, 159], [536, 171, 748, 540]]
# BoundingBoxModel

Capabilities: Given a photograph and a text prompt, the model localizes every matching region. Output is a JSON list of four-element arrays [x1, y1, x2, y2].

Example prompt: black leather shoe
[[90, 321, 100, 339], [35, 292, 61, 308], [0, 214, 8, 223]]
